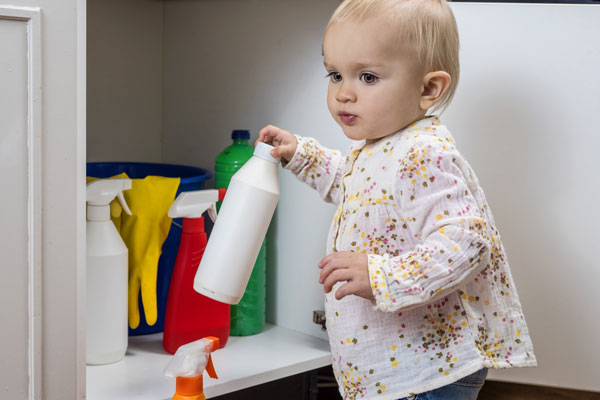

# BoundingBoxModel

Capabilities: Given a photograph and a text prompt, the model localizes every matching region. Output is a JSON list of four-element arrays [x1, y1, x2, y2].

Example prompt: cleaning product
[[215, 130, 254, 188], [163, 189, 229, 354], [121, 176, 180, 330], [164, 336, 220, 400], [86, 178, 132, 365], [88, 162, 211, 336], [195, 142, 279, 306], [215, 130, 267, 336]]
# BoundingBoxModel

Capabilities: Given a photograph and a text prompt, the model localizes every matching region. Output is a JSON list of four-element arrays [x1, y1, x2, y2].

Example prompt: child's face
[[323, 18, 425, 142]]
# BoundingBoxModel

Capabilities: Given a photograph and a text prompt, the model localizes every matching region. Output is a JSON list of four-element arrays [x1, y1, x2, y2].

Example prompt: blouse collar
[[349, 115, 441, 153]]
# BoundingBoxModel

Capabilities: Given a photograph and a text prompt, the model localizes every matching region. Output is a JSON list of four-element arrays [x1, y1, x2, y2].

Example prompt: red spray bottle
[[163, 189, 229, 354]]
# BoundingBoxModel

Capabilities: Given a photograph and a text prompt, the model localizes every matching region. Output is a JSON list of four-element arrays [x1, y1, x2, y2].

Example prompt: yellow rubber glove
[[119, 176, 180, 329]]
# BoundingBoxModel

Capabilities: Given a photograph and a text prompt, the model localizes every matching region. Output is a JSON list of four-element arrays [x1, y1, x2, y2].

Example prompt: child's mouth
[[338, 111, 357, 125]]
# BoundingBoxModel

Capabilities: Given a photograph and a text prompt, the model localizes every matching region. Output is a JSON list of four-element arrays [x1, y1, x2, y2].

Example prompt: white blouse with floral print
[[284, 116, 536, 400]]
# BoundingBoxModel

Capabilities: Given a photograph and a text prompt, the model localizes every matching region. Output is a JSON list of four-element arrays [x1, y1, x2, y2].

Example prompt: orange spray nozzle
[[168, 336, 220, 400], [204, 336, 219, 379]]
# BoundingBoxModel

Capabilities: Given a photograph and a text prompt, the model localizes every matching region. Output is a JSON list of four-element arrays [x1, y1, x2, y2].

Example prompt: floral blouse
[[285, 116, 536, 399]]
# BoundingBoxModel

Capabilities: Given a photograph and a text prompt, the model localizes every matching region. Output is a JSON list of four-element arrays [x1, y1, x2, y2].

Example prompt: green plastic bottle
[[215, 130, 266, 336]]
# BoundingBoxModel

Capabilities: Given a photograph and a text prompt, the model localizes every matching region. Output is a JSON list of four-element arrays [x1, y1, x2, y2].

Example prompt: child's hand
[[318, 252, 374, 301], [257, 125, 298, 163]]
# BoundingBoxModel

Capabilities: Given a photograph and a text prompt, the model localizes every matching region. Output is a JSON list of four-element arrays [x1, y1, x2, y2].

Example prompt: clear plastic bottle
[[195, 142, 279, 317]]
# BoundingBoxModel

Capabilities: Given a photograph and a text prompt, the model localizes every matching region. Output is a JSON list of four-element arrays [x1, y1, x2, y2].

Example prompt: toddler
[[259, 0, 536, 399]]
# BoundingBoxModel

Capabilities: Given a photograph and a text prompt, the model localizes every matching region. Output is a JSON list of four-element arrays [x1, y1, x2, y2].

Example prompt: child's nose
[[335, 84, 356, 103]]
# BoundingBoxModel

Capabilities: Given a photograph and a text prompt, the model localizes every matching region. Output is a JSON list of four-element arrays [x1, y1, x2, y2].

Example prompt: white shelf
[[86, 324, 331, 399]]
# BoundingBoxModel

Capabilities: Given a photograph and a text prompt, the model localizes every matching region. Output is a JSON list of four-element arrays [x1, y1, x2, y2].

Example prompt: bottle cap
[[175, 375, 204, 396], [231, 130, 250, 140], [254, 142, 279, 164]]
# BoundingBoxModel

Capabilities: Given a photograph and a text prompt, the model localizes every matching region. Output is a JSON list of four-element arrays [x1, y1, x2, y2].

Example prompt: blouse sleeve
[[367, 138, 493, 312], [284, 135, 346, 205]]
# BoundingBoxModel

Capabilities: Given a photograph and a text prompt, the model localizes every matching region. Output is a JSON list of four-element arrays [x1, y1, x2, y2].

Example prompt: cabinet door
[[0, 7, 38, 398], [0, 2, 86, 400]]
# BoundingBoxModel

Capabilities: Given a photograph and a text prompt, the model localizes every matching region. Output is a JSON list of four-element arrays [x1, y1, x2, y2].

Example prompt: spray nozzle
[[164, 336, 220, 400], [116, 192, 132, 215], [86, 179, 132, 217], [168, 189, 226, 222]]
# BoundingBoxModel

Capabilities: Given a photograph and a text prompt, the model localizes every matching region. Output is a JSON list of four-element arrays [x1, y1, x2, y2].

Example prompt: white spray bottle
[[86, 178, 132, 365], [194, 142, 280, 304]]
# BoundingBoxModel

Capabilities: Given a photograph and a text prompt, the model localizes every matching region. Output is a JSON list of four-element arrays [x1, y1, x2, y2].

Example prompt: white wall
[[87, 0, 164, 163], [446, 4, 600, 391]]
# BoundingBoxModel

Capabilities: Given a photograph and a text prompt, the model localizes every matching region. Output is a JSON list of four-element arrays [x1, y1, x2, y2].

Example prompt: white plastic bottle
[[194, 142, 280, 304], [86, 178, 132, 365]]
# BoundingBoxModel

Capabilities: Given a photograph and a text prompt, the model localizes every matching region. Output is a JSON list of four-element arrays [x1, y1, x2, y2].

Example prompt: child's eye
[[326, 71, 343, 83], [360, 73, 378, 84]]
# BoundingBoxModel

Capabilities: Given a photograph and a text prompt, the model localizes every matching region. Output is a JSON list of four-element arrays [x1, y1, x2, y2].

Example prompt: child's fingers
[[323, 268, 353, 294], [258, 125, 279, 144], [334, 281, 360, 300], [340, 276, 375, 301], [318, 252, 344, 268], [271, 146, 281, 158], [319, 251, 354, 268], [318, 253, 342, 282], [257, 125, 298, 162], [318, 252, 372, 301]]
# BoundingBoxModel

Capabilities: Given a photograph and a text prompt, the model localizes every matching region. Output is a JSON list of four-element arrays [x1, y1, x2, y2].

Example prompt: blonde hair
[[327, 0, 460, 112]]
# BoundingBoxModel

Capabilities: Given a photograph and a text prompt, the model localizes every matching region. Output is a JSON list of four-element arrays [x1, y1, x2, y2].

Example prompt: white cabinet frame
[[0, 5, 42, 400]]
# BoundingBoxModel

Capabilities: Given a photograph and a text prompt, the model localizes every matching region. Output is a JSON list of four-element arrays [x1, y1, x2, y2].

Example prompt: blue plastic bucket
[[86, 162, 211, 335]]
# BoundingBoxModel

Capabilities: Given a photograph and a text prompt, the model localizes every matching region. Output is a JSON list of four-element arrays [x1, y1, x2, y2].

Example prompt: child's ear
[[420, 71, 451, 111]]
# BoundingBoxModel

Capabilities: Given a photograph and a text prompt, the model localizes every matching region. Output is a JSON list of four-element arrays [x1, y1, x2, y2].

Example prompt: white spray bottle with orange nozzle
[[164, 336, 220, 400]]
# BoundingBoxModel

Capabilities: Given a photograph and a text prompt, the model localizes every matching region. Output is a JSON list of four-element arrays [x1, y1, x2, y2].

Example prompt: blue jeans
[[399, 368, 488, 400]]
